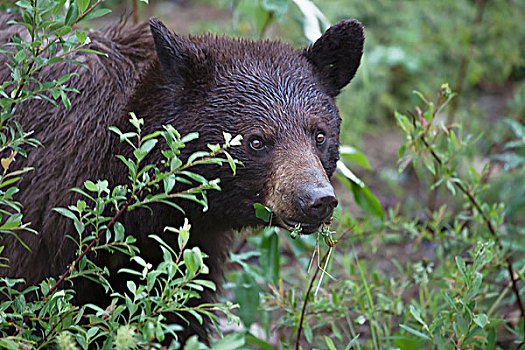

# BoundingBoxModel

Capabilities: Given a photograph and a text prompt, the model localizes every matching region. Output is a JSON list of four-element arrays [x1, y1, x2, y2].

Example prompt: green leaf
[[132, 256, 148, 268], [184, 335, 208, 350], [180, 131, 199, 144], [187, 151, 210, 164], [163, 174, 176, 194], [398, 143, 406, 158], [59, 90, 71, 110], [134, 139, 158, 160], [0, 177, 21, 189], [210, 333, 245, 350], [324, 336, 337, 350], [409, 304, 427, 328], [244, 334, 273, 350], [487, 326, 496, 348], [225, 152, 237, 175], [87, 326, 99, 339], [75, 30, 89, 45], [178, 219, 190, 251], [473, 313, 488, 328], [52, 0, 67, 14], [14, 49, 26, 63], [260, 228, 279, 284], [336, 160, 365, 187], [127, 280, 136, 294], [57, 72, 78, 85], [223, 132, 232, 144], [82, 8, 112, 21], [77, 200, 86, 212], [234, 272, 260, 328], [76, 0, 89, 12], [65, 2, 79, 26], [179, 170, 208, 184], [229, 134, 243, 146], [0, 220, 21, 230], [183, 249, 196, 275], [336, 170, 384, 220], [455, 256, 469, 286], [191, 247, 203, 270], [96, 179, 109, 193], [114, 221, 125, 242], [292, 0, 329, 42], [170, 157, 183, 171], [304, 324, 313, 343], [399, 324, 431, 341], [74, 219, 84, 235], [254, 203, 272, 222], [339, 145, 372, 169], [53, 207, 77, 221], [445, 179, 457, 196], [84, 180, 98, 192], [192, 279, 216, 291]]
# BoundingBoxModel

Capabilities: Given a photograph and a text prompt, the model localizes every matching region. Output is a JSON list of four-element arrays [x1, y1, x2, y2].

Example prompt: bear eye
[[315, 131, 326, 145], [249, 137, 265, 151]]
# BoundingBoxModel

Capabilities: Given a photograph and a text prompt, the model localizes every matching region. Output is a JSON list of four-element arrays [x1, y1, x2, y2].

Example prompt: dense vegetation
[[0, 0, 524, 349]]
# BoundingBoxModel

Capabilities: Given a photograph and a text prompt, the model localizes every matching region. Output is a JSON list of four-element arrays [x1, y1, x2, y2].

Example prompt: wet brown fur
[[0, 12, 364, 343]]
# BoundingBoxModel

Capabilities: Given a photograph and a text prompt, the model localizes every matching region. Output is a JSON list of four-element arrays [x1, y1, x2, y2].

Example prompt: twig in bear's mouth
[[289, 223, 303, 238]]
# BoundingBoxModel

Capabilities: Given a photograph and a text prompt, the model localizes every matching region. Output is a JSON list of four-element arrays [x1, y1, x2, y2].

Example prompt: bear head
[[147, 18, 364, 234]]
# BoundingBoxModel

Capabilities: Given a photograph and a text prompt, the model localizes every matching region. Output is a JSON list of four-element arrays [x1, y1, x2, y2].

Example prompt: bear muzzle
[[280, 183, 338, 234], [266, 164, 338, 234]]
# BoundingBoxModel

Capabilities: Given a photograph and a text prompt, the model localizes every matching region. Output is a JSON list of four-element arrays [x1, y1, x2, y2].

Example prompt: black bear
[[0, 12, 364, 343]]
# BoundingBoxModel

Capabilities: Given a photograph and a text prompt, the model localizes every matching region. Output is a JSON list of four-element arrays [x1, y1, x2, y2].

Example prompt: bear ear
[[304, 19, 364, 98], [149, 18, 213, 91]]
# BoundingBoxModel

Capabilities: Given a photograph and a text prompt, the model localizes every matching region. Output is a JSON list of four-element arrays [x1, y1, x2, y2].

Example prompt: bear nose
[[302, 186, 338, 222]]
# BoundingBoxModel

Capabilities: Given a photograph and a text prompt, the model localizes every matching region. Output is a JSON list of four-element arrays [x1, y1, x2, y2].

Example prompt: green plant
[[392, 85, 524, 348], [0, 0, 111, 265], [0, 113, 243, 348]]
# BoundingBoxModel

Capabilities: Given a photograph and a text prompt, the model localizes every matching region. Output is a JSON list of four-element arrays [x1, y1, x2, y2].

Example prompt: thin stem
[[295, 227, 352, 350], [132, 0, 139, 24], [71, 0, 104, 26], [295, 247, 328, 350], [36, 310, 75, 348]]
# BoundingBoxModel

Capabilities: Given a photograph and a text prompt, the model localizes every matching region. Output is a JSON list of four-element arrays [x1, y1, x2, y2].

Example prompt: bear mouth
[[279, 218, 324, 235]]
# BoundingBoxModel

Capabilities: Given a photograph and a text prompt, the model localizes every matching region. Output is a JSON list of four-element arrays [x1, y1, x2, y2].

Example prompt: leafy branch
[[397, 84, 524, 336], [47, 113, 241, 299], [416, 111, 525, 323], [0, 0, 109, 265]]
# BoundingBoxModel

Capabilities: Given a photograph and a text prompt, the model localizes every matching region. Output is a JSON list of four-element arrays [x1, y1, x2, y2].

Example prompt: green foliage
[[336, 158, 384, 220], [0, 114, 241, 348], [0, 0, 112, 265]]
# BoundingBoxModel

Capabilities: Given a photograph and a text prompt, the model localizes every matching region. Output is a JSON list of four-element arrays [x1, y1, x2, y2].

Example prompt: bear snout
[[263, 150, 339, 234], [298, 184, 338, 223]]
